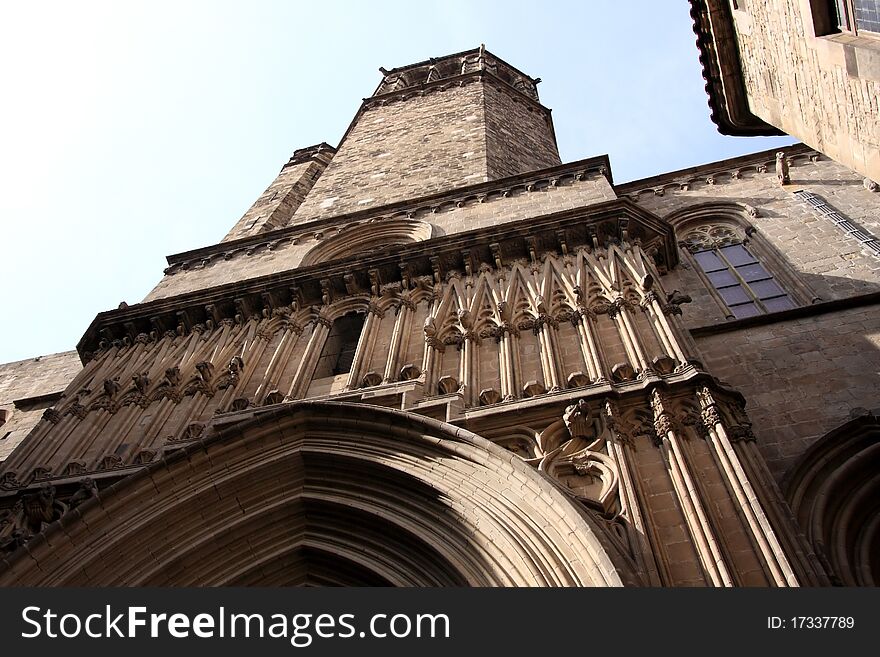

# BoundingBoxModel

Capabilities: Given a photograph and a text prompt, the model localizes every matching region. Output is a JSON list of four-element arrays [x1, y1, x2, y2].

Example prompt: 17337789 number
[[767, 616, 855, 629]]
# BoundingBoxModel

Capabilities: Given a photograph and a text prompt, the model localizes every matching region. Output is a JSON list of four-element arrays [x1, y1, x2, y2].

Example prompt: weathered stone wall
[[623, 149, 880, 329], [620, 147, 880, 487], [222, 149, 333, 242], [483, 80, 560, 179], [145, 172, 615, 302], [695, 303, 880, 483], [728, 0, 880, 181], [290, 82, 491, 223], [0, 352, 81, 461], [289, 76, 562, 225]]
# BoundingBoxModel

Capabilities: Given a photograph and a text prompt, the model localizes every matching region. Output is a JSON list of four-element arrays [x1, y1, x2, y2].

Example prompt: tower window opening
[[313, 312, 366, 379]]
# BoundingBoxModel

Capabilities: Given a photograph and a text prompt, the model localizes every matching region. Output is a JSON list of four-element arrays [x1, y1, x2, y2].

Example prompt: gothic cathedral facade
[[2, 48, 879, 586]]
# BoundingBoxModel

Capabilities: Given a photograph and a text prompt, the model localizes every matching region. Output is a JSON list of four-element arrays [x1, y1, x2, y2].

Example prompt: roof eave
[[689, 0, 784, 137]]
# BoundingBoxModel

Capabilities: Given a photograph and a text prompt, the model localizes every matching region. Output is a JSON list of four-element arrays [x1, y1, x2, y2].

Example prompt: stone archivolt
[[0, 403, 637, 586], [783, 412, 880, 586], [299, 219, 433, 267]]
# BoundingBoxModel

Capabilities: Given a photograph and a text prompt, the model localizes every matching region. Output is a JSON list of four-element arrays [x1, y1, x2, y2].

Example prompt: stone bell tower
[[225, 45, 563, 242], [0, 47, 832, 588]]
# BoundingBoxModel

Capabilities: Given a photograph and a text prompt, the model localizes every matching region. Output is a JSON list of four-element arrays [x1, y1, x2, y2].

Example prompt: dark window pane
[[719, 285, 751, 306], [833, 0, 851, 29], [719, 244, 757, 266], [312, 311, 366, 378], [855, 0, 880, 32], [707, 269, 738, 288], [730, 302, 760, 319], [750, 279, 786, 299], [763, 296, 795, 313], [736, 262, 772, 282], [693, 250, 726, 272]]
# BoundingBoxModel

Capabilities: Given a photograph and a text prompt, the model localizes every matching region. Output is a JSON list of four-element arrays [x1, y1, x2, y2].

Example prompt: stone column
[[641, 291, 688, 365], [695, 387, 797, 586], [651, 389, 734, 586], [254, 319, 303, 404], [576, 307, 607, 383], [347, 301, 383, 390], [608, 298, 650, 374], [383, 295, 415, 383], [457, 309, 477, 406], [217, 318, 276, 411], [603, 400, 664, 585], [287, 313, 332, 400], [525, 311, 563, 393], [699, 387, 829, 586], [420, 305, 445, 396], [497, 326, 518, 400]]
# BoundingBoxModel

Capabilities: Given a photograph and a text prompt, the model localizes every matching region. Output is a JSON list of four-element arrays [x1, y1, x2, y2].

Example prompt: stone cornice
[[615, 144, 818, 200], [164, 154, 613, 269], [12, 392, 63, 409], [363, 69, 548, 114], [281, 142, 336, 170], [688, 0, 783, 136], [376, 46, 539, 91], [451, 368, 745, 426], [78, 198, 677, 360]]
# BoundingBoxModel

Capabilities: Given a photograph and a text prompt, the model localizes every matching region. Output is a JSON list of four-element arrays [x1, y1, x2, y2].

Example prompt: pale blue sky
[[0, 1, 795, 363]]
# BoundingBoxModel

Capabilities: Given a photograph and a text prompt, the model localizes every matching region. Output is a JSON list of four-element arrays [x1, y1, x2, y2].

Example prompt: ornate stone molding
[[82, 200, 678, 359], [616, 145, 818, 202], [162, 155, 613, 276], [373, 46, 541, 103]]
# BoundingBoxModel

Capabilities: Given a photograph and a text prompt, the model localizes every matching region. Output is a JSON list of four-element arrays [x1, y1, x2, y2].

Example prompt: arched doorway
[[784, 412, 880, 586], [0, 402, 638, 586]]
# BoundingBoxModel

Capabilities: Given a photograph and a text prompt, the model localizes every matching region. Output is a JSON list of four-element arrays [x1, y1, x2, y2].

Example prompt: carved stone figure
[[132, 372, 150, 395], [68, 478, 98, 508], [21, 485, 65, 533], [164, 367, 182, 386], [663, 290, 692, 316], [563, 398, 592, 439], [195, 361, 214, 380], [775, 151, 790, 185], [103, 377, 121, 398]]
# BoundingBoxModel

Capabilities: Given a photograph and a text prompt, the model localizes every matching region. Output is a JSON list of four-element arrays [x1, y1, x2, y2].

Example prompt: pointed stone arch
[[665, 201, 819, 312], [0, 402, 639, 586], [783, 412, 880, 586]]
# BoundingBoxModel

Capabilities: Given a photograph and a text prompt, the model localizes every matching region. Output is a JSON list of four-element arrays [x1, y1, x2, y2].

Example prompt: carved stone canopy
[[76, 199, 678, 360]]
